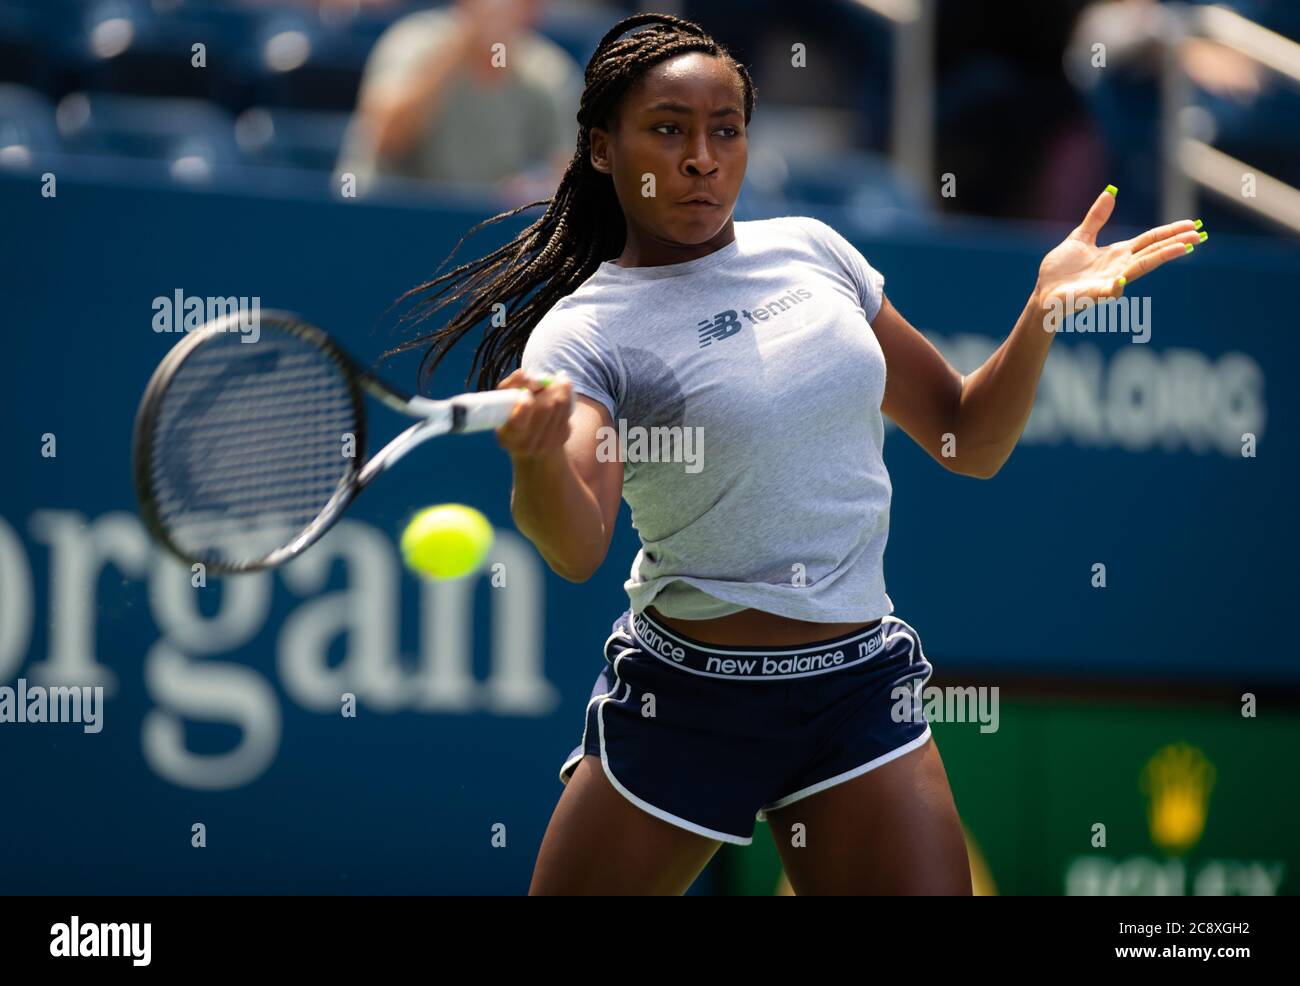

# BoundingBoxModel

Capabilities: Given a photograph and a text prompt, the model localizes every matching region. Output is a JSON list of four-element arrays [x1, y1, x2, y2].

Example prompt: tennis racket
[[132, 309, 569, 574]]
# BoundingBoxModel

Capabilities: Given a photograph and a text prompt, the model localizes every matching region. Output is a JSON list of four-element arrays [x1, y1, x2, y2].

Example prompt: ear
[[588, 126, 612, 175]]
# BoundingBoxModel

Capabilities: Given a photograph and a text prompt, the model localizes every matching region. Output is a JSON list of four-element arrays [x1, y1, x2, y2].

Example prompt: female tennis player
[[388, 13, 1203, 895]]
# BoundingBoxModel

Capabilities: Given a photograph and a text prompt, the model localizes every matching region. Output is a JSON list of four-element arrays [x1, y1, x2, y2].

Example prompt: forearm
[[952, 285, 1054, 477], [509, 449, 607, 582]]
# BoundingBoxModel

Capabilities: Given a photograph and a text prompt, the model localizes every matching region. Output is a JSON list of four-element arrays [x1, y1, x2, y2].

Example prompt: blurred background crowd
[[1, 0, 1298, 236]]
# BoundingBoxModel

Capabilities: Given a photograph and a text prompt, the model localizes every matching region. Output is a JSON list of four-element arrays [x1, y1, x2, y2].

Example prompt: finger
[[527, 406, 568, 457], [1073, 186, 1117, 244], [550, 376, 573, 406], [520, 371, 560, 394], [1132, 228, 1201, 263], [505, 386, 567, 455], [497, 391, 538, 439], [541, 378, 573, 417], [512, 375, 546, 394], [497, 368, 554, 394], [1130, 218, 1199, 253], [1122, 241, 1194, 283], [496, 368, 530, 389]]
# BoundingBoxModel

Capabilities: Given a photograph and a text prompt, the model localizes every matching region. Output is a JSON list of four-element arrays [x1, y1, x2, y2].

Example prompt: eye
[[653, 123, 742, 137]]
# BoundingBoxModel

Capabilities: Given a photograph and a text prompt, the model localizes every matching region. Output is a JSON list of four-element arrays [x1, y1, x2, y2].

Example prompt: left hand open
[[1037, 188, 1204, 308]]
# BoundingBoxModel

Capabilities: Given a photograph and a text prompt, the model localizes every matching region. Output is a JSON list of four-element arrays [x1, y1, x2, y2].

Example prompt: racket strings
[[146, 328, 359, 566]]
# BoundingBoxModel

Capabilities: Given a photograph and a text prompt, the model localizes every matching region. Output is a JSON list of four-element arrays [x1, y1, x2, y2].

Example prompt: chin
[[661, 212, 730, 242]]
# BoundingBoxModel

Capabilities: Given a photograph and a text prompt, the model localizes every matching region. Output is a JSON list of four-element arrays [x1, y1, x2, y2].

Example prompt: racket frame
[[132, 310, 545, 574]]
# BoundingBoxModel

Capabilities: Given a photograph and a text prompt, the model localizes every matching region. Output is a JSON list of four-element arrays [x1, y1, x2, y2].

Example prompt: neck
[[618, 220, 736, 268]]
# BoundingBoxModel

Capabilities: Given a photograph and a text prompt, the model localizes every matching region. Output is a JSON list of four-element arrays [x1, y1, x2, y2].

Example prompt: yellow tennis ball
[[400, 504, 494, 579]]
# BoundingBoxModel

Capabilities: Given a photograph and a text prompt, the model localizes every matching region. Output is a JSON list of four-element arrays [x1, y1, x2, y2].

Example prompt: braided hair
[[383, 12, 757, 393]]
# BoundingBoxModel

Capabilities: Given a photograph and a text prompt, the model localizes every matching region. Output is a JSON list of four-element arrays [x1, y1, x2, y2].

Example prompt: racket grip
[[451, 372, 575, 433], [452, 388, 529, 433]]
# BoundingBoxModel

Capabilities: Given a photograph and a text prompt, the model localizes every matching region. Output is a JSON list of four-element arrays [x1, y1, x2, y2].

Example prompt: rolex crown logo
[[1140, 743, 1216, 856]]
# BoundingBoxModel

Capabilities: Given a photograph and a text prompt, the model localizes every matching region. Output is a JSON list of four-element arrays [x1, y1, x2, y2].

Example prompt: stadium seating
[[0, 83, 58, 170], [234, 104, 352, 172], [54, 90, 242, 183], [0, 0, 931, 219]]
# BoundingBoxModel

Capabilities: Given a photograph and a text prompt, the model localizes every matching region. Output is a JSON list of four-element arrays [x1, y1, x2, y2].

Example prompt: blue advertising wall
[[1, 169, 1296, 893]]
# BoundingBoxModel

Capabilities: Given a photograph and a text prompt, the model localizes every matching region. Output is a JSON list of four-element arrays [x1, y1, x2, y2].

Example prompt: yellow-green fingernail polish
[[1185, 243, 1195, 253], [1193, 218, 1203, 230], [1199, 231, 1208, 242], [1117, 276, 1127, 287], [1105, 184, 1118, 196]]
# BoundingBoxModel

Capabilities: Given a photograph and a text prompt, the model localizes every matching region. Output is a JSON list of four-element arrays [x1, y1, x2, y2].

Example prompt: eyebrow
[[643, 101, 743, 118]]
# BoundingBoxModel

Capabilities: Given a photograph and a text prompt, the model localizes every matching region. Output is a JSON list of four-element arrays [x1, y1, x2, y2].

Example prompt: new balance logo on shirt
[[696, 286, 815, 347]]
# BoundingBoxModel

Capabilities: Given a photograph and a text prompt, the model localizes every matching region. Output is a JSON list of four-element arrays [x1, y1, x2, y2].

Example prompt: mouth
[[670, 192, 722, 209]]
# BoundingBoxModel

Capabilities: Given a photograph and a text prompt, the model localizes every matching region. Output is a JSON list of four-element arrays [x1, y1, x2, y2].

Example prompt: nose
[[682, 132, 718, 178]]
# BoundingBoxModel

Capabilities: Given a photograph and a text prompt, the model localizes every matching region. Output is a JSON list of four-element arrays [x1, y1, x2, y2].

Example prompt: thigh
[[530, 755, 723, 895], [764, 737, 971, 895]]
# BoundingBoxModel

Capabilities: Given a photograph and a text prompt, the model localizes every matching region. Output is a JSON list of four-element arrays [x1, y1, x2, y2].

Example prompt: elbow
[[966, 462, 1003, 480], [548, 541, 608, 583], [940, 451, 1006, 480], [525, 528, 604, 582], [510, 495, 609, 583], [965, 454, 1008, 480], [551, 559, 598, 583]]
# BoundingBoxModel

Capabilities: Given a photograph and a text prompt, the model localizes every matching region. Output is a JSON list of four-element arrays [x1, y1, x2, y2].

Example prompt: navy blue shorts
[[558, 607, 934, 845]]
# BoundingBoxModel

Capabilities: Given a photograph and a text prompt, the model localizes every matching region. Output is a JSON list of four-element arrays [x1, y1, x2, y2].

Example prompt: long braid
[[382, 12, 757, 393]]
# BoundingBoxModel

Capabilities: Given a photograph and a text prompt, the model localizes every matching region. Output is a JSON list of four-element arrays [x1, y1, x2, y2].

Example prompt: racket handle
[[450, 372, 573, 433]]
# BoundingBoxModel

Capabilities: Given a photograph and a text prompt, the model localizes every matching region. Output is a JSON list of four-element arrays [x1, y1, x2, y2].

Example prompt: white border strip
[[756, 725, 933, 820], [596, 696, 753, 846], [557, 628, 635, 785]]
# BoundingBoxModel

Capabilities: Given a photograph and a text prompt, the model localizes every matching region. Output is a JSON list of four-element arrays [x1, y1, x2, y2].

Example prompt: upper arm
[[873, 294, 965, 471], [519, 314, 626, 566], [566, 395, 623, 558]]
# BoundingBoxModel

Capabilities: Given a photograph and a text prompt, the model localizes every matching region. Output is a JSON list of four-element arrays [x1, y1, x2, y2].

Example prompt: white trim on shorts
[[754, 725, 932, 821], [557, 628, 638, 785], [562, 616, 937, 844], [596, 694, 754, 846], [755, 615, 935, 820], [562, 626, 754, 844]]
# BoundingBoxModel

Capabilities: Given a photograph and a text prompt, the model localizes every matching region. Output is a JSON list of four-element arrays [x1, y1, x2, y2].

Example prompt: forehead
[[622, 52, 744, 111]]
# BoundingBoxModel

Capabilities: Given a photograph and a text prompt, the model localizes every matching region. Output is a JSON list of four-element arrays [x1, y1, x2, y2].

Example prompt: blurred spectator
[[335, 0, 582, 203], [1065, 0, 1300, 229]]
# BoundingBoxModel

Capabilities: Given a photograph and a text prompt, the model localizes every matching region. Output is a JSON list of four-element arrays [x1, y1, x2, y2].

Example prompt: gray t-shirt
[[520, 215, 893, 623]]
